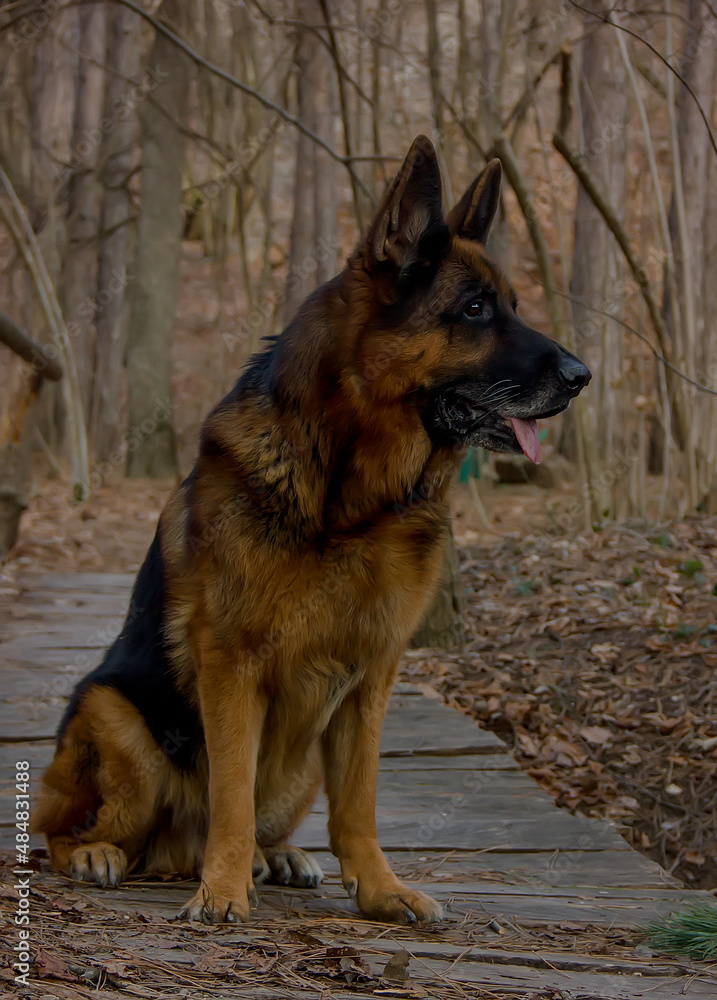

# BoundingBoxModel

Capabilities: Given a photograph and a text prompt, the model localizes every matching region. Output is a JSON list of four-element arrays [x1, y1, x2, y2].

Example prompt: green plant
[[647, 902, 717, 960], [679, 558, 704, 582]]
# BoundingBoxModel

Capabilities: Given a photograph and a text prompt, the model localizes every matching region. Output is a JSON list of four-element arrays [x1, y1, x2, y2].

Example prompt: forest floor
[[2, 472, 716, 894]]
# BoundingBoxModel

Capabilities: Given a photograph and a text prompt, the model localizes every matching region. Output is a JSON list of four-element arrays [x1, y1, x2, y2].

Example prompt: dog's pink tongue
[[509, 417, 541, 464]]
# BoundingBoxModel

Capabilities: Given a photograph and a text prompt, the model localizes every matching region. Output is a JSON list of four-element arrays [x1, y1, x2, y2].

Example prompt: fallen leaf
[[579, 725, 613, 746], [383, 950, 410, 983], [516, 730, 540, 757], [589, 642, 620, 663], [103, 960, 129, 977], [36, 951, 75, 982]]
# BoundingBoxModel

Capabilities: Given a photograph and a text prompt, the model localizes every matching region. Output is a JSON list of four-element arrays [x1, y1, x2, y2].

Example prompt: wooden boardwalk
[[1, 573, 715, 998]]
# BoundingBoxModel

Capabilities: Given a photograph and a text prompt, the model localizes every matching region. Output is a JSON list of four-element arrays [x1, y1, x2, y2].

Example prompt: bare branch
[[491, 134, 564, 340], [568, 0, 717, 158], [0, 165, 90, 498], [552, 130, 689, 450], [552, 289, 717, 397], [0, 310, 63, 380], [107, 0, 375, 207]]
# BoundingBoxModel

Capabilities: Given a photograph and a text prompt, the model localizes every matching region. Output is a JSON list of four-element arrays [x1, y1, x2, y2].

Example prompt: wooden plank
[[0, 629, 121, 651], [379, 753, 519, 770], [0, 742, 54, 836], [70, 931, 717, 1000], [90, 931, 711, 994], [376, 769, 546, 797], [5, 603, 128, 622], [40, 874, 707, 931], [377, 849, 684, 889], [0, 646, 105, 669], [21, 572, 135, 590], [3, 590, 126, 606], [0, 740, 55, 771], [439, 892, 699, 929], [369, 956, 717, 999], [0, 663, 58, 697], [381, 695, 504, 752], [0, 629, 120, 649], [294, 808, 630, 853], [361, 937, 699, 979], [428, 882, 712, 904], [0, 603, 127, 629], [0, 699, 63, 741]]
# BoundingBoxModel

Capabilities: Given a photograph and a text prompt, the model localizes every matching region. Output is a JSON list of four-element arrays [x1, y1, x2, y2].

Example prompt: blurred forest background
[[1, 0, 717, 887], [1, 0, 717, 542]]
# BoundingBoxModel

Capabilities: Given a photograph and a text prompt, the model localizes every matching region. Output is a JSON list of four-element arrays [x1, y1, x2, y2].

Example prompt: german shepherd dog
[[33, 137, 590, 925]]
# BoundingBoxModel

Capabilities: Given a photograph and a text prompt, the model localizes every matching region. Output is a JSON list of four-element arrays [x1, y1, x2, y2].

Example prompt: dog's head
[[348, 135, 590, 464]]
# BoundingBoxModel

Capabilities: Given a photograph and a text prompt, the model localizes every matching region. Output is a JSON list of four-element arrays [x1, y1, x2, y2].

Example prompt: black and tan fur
[[32, 137, 590, 924]]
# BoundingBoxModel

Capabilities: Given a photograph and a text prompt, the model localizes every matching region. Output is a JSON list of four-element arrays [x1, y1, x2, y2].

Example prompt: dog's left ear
[[360, 134, 446, 281], [447, 158, 502, 245]]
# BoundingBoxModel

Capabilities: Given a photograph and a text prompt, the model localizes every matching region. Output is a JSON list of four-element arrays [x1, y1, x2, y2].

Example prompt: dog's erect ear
[[361, 135, 446, 279], [447, 158, 502, 245]]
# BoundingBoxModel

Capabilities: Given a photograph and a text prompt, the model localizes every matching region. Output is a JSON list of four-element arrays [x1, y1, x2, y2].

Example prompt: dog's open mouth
[[435, 394, 570, 465]]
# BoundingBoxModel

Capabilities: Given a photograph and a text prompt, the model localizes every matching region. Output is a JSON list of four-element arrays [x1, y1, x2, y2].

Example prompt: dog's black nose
[[558, 355, 591, 392]]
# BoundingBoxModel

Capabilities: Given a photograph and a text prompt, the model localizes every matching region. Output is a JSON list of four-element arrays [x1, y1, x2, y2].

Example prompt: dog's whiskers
[[473, 382, 520, 409], [474, 388, 522, 426]]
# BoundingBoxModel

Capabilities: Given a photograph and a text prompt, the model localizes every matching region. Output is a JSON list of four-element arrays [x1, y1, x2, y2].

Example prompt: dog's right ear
[[447, 158, 502, 245], [357, 135, 447, 288]]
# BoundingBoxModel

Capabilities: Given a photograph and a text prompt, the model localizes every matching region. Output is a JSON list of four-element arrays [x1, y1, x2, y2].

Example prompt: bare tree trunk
[[478, 0, 509, 265], [425, 0, 444, 140], [663, 1, 716, 361], [0, 370, 38, 556], [29, 3, 77, 285], [703, 102, 717, 508], [0, 315, 63, 555], [370, 0, 389, 195], [411, 530, 465, 648], [662, 0, 716, 497], [284, 34, 316, 324], [126, 0, 191, 478], [91, 4, 141, 463], [28, 2, 77, 451], [567, 1, 627, 515], [284, 6, 338, 324], [62, 3, 106, 419]]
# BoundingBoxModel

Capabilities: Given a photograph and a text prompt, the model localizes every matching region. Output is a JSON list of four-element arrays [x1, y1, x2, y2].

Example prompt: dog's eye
[[463, 299, 492, 321]]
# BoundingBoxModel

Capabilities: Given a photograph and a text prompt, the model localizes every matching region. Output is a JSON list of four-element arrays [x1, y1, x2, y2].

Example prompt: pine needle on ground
[[648, 902, 717, 960]]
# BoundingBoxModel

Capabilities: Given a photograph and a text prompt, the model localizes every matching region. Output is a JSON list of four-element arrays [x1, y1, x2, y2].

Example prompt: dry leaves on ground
[[401, 518, 717, 890]]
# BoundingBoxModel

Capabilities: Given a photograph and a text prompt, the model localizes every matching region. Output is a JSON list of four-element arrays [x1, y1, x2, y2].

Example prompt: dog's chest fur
[[165, 472, 449, 715]]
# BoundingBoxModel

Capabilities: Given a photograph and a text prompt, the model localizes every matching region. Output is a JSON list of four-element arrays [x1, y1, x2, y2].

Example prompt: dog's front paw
[[355, 882, 442, 925], [69, 842, 127, 887], [179, 881, 258, 924], [262, 845, 323, 888]]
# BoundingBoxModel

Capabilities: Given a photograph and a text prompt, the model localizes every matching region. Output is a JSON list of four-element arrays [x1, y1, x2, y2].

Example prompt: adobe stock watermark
[[356, 0, 402, 51], [6, 0, 63, 52], [11, 759, 33, 987]]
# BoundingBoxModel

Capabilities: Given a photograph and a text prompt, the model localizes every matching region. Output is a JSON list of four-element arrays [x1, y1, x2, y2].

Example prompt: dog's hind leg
[[255, 740, 324, 889], [259, 844, 323, 888], [32, 686, 167, 887]]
